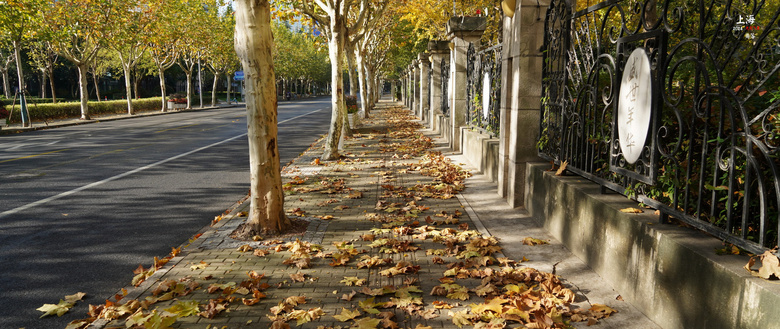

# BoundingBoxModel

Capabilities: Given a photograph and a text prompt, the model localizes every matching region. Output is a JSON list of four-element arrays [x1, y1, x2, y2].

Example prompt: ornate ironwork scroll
[[539, 0, 780, 254]]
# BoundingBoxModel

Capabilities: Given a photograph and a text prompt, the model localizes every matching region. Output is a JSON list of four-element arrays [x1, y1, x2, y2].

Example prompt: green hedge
[[5, 97, 163, 124], [0, 97, 59, 106]]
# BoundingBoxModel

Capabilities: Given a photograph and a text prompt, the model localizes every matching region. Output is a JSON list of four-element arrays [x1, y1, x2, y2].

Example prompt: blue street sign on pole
[[234, 71, 244, 81]]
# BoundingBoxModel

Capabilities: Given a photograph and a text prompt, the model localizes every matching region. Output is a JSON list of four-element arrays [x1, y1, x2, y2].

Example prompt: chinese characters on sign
[[734, 14, 761, 39], [617, 48, 653, 165]]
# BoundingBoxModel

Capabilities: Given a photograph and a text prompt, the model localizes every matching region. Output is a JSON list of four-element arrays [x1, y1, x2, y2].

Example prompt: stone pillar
[[411, 61, 418, 114], [401, 72, 409, 105], [408, 70, 413, 108], [497, 0, 547, 208], [407, 72, 412, 107], [407, 70, 412, 108], [402, 74, 406, 103], [427, 41, 450, 132], [447, 16, 486, 152], [391, 80, 397, 101], [418, 53, 430, 122]]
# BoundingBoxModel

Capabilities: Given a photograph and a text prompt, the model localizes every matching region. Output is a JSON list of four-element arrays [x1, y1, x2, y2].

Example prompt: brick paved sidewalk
[[80, 99, 649, 329]]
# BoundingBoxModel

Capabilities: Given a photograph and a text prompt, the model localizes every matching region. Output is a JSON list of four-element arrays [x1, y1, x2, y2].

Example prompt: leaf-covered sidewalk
[[69, 100, 632, 329]]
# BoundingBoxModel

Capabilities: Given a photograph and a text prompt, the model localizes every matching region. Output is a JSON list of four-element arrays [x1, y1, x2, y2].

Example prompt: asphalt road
[[0, 97, 333, 329]]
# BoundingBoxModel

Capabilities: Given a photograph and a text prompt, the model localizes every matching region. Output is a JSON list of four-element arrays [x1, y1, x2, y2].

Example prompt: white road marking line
[[0, 133, 246, 220], [278, 109, 324, 124], [0, 108, 326, 219]]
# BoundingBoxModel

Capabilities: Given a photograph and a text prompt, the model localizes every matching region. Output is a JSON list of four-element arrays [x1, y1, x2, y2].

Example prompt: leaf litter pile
[[59, 106, 616, 329]]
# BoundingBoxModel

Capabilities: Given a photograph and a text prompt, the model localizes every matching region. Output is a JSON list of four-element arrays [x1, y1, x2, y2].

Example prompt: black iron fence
[[540, 0, 780, 254], [466, 43, 503, 136], [441, 59, 450, 117]]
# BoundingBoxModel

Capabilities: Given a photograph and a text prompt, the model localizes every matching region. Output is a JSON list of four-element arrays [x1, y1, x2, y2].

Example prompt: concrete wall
[[525, 162, 780, 329], [460, 128, 499, 182], [438, 115, 451, 144]]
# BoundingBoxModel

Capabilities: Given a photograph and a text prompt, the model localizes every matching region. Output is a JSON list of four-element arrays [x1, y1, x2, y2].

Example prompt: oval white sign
[[617, 48, 653, 164], [482, 72, 491, 119]]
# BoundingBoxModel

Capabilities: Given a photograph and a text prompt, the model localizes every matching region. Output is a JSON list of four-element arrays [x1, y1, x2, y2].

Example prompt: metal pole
[[20, 92, 28, 126]]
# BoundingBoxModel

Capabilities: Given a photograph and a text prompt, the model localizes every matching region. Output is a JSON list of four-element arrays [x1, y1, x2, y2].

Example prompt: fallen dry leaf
[[290, 272, 306, 282], [555, 160, 568, 176], [64, 292, 87, 304], [341, 290, 357, 301], [237, 244, 253, 252], [746, 250, 780, 280], [332, 307, 361, 322], [620, 207, 644, 214], [522, 237, 549, 246], [37, 300, 74, 318]]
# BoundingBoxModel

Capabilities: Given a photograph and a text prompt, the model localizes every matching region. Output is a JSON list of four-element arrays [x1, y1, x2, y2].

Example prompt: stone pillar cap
[[446, 16, 487, 41], [418, 53, 430, 63], [427, 40, 450, 54]]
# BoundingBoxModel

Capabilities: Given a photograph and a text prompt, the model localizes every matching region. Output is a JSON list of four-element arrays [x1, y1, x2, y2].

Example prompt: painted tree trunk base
[[321, 149, 341, 161]]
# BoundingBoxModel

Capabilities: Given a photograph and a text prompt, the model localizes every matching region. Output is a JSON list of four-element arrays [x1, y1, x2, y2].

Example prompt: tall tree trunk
[[366, 63, 376, 110], [198, 59, 203, 108], [185, 71, 193, 109], [40, 69, 46, 98], [233, 0, 289, 235], [133, 68, 141, 100], [227, 74, 232, 105], [76, 63, 90, 120], [1, 69, 9, 98], [159, 67, 168, 112], [91, 70, 102, 101], [322, 16, 347, 161], [13, 41, 30, 127], [212, 73, 218, 106], [48, 68, 57, 103], [123, 64, 134, 114], [356, 49, 369, 119], [345, 41, 358, 96]]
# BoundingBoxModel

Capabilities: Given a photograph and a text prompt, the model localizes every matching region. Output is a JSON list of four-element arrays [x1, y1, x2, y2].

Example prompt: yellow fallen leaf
[[37, 300, 74, 318], [522, 237, 549, 246], [756, 250, 780, 280], [620, 207, 644, 213], [555, 160, 568, 176], [332, 308, 361, 322], [64, 292, 87, 303]]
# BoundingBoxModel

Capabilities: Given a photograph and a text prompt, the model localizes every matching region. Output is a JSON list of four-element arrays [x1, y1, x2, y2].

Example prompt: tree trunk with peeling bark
[[356, 49, 370, 119], [122, 63, 134, 114], [76, 62, 91, 120], [322, 15, 347, 161], [211, 74, 218, 107], [158, 68, 169, 111], [233, 0, 289, 235], [48, 68, 56, 103]]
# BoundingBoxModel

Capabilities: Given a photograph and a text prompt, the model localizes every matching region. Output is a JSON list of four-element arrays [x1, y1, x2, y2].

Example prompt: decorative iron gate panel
[[467, 43, 503, 136], [441, 59, 450, 117], [539, 0, 780, 254]]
